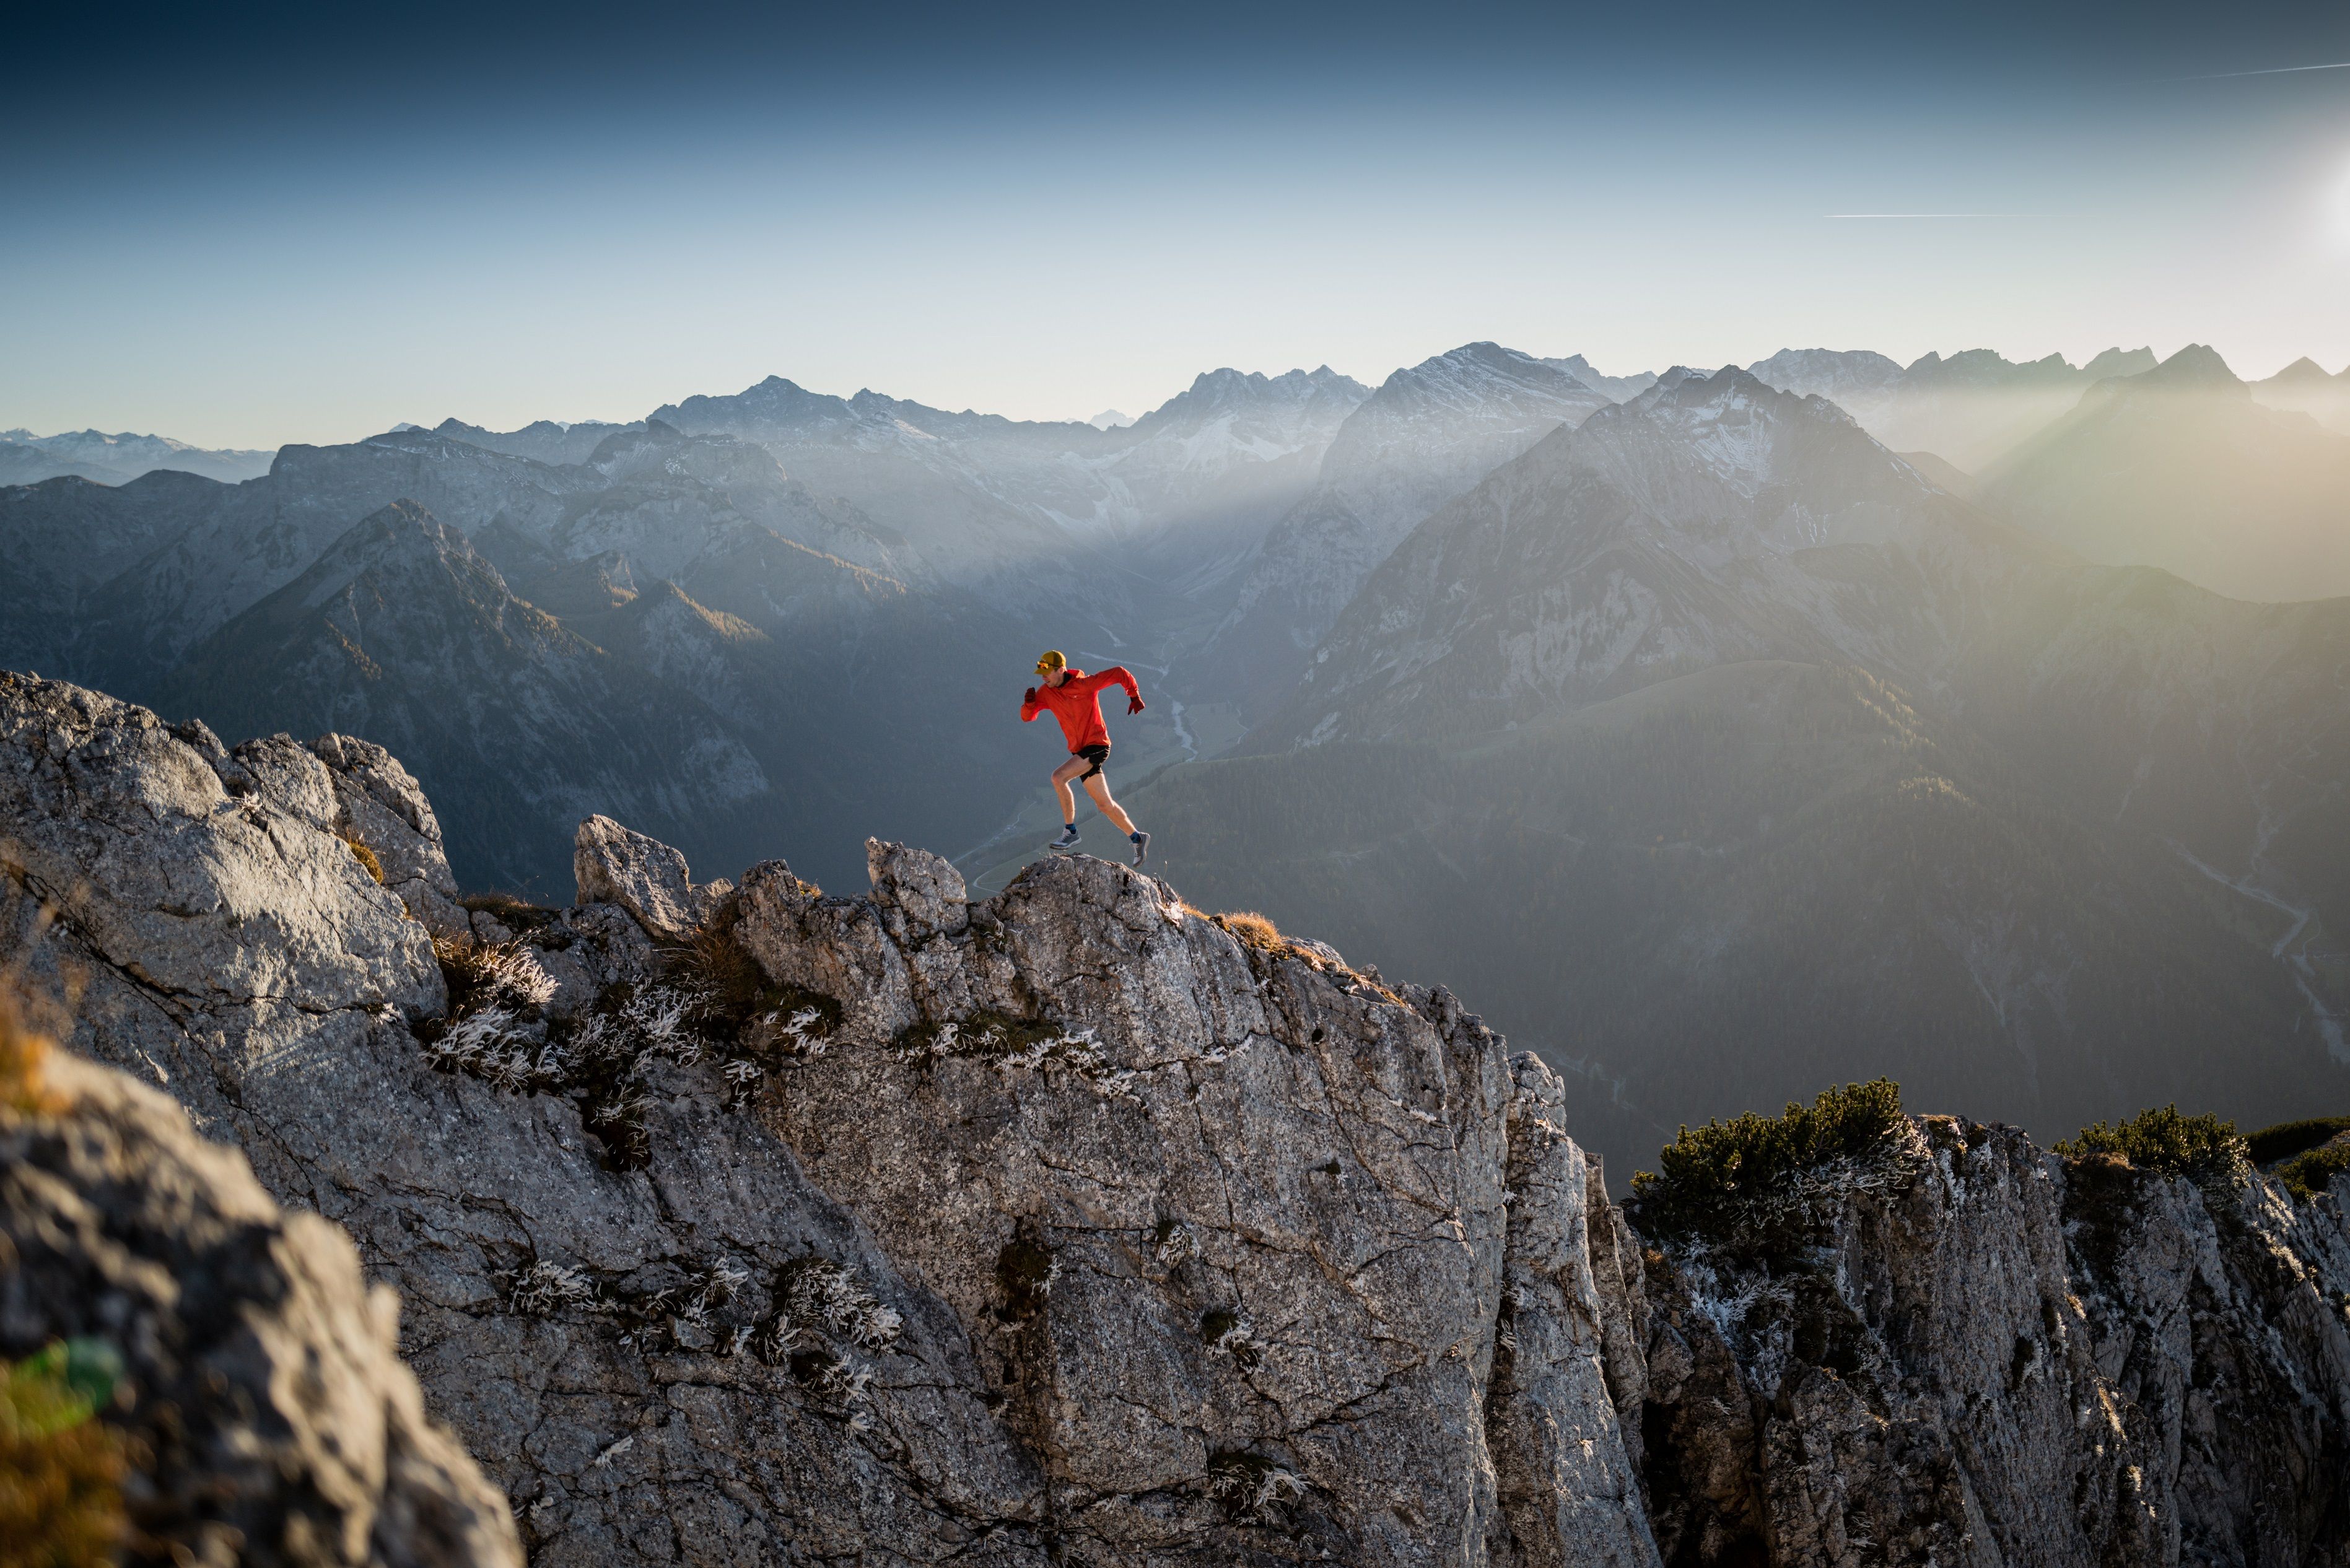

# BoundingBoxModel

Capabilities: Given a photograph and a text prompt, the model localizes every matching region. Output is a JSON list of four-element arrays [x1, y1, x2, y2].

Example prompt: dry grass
[[663, 905, 767, 1026], [0, 985, 69, 1118], [339, 834, 384, 884], [1184, 905, 1404, 1002], [1212, 911, 1285, 951]]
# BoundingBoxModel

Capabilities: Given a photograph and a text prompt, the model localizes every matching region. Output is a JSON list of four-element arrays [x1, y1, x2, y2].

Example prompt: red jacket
[[1021, 666, 1140, 752]]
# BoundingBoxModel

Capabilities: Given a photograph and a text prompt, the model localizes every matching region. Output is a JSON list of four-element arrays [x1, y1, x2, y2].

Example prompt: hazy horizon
[[7, 0, 2349, 448]]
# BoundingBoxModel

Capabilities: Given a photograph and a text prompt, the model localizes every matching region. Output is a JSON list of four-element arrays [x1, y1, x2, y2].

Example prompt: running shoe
[[1051, 825, 1081, 850], [1130, 831, 1150, 866]]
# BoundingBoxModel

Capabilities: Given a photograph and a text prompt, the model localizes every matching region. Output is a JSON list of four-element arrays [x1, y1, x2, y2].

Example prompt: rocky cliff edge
[[3, 668, 2347, 1567]]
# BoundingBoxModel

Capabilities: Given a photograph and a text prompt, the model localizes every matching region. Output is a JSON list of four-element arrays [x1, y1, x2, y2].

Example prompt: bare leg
[[1051, 756, 1087, 824], [1083, 773, 1137, 837]]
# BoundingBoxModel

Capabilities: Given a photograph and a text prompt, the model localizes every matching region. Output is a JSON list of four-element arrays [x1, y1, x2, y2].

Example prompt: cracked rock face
[[1632, 1118, 2350, 1567], [5, 668, 2348, 1568], [1, 1022, 521, 1567], [2, 672, 1656, 1566]]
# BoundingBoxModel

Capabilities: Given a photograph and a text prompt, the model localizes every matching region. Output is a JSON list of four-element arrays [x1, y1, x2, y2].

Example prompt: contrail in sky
[[2151, 61, 2350, 82]]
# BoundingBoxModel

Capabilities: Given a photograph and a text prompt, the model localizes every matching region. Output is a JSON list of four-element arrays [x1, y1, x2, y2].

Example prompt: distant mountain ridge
[[1745, 344, 2160, 468], [0, 426, 274, 486], [1203, 342, 1617, 712], [2253, 355, 2350, 435]]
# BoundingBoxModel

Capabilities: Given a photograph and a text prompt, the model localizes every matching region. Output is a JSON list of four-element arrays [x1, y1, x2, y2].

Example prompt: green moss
[[2056, 1105, 2248, 1191], [1628, 1078, 1908, 1244], [2246, 1115, 2350, 1168]]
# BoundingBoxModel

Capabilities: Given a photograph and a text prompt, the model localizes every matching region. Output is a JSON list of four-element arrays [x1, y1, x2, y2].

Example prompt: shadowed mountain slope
[[156, 502, 1036, 892]]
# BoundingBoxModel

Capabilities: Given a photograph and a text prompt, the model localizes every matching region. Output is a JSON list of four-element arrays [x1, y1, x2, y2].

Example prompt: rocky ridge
[[4, 668, 2349, 1566]]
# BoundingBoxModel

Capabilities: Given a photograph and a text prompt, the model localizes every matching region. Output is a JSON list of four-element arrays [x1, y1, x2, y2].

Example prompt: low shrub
[[2246, 1115, 2350, 1168], [2275, 1138, 2350, 1203], [2055, 1105, 2248, 1191], [1630, 1078, 1911, 1244]]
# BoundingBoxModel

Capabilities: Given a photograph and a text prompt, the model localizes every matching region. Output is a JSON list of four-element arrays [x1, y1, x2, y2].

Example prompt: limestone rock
[[7, 669, 2349, 1568], [1, 1029, 520, 1567], [312, 731, 471, 939], [572, 812, 729, 939], [1631, 1116, 2350, 1567]]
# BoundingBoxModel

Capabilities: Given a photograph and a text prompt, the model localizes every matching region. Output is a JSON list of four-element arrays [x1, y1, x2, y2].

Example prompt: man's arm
[[1021, 686, 1042, 721], [1073, 665, 1143, 706]]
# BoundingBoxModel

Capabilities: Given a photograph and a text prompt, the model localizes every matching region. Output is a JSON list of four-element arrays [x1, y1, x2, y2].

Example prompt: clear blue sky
[[6, 1, 2347, 447]]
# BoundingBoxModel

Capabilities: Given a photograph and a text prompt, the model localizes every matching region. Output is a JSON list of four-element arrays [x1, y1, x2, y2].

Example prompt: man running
[[1021, 650, 1150, 864]]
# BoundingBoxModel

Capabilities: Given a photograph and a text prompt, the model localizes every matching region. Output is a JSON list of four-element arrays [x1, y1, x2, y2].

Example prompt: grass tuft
[[456, 891, 561, 933], [1203, 1449, 1306, 1522], [339, 834, 384, 884]]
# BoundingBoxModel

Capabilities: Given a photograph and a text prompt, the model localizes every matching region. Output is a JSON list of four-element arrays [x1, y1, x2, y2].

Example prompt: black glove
[[1024, 687, 1037, 703], [1127, 695, 1146, 715]]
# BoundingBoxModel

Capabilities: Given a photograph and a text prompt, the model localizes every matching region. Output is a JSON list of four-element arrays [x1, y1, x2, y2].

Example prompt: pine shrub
[[1630, 1078, 1910, 1242], [2055, 1105, 2248, 1191]]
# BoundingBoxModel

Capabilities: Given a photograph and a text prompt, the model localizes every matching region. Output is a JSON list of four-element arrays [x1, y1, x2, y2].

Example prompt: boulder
[[572, 812, 729, 939], [0, 1008, 521, 1567]]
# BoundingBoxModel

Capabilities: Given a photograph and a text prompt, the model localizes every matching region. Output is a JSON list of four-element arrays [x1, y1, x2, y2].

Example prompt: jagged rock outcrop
[[574, 812, 730, 940], [1632, 1118, 2350, 1567], [5, 668, 2348, 1567], [1, 1004, 521, 1566], [2, 671, 1658, 1566]]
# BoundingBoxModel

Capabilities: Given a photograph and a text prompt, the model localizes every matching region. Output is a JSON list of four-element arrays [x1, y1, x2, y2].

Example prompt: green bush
[[2055, 1105, 2248, 1190], [1630, 1078, 1908, 1240], [2245, 1115, 2350, 1168], [2274, 1139, 2350, 1203]]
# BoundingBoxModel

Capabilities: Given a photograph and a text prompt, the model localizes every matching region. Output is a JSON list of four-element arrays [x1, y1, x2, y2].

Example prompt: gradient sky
[[6, 1, 2348, 447]]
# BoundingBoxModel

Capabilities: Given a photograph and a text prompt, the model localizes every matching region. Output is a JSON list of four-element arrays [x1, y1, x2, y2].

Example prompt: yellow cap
[[1036, 650, 1067, 675]]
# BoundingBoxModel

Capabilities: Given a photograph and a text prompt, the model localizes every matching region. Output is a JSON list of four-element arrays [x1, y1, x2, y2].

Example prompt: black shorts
[[1073, 743, 1109, 780]]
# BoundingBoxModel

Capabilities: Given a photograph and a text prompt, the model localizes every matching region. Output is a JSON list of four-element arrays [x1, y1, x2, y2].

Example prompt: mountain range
[[6, 337, 2345, 1165], [0, 425, 275, 486], [1116, 365, 2348, 1168]]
